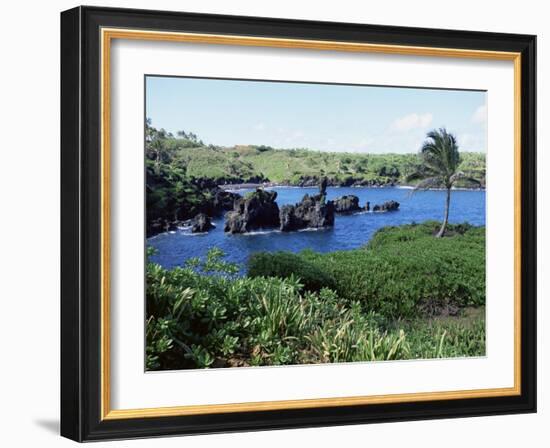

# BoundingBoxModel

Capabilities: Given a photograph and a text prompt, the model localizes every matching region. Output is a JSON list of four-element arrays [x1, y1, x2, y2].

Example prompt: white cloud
[[472, 104, 487, 124], [253, 122, 266, 131], [390, 113, 433, 132]]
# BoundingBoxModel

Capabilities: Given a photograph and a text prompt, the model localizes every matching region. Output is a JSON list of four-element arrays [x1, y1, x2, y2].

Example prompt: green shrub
[[248, 251, 336, 292], [366, 221, 475, 249], [248, 222, 485, 319]]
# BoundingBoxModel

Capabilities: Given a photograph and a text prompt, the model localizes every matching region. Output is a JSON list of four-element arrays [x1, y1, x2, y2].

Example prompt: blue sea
[[147, 186, 486, 270]]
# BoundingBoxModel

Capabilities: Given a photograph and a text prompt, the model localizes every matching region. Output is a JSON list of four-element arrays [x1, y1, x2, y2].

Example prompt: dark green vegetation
[[249, 222, 485, 319], [146, 222, 485, 370], [146, 122, 206, 227]]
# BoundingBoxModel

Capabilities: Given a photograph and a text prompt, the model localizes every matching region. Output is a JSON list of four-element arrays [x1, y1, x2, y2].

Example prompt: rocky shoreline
[[147, 171, 485, 238], [148, 177, 402, 238], [221, 175, 397, 190], [146, 177, 241, 237], [221, 175, 485, 192]]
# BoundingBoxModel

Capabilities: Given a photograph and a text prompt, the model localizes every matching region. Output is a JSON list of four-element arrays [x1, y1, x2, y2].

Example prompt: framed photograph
[[60, 6, 536, 442]]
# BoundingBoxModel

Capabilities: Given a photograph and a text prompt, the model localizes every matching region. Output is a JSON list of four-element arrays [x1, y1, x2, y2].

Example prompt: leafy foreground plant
[[146, 245, 485, 370]]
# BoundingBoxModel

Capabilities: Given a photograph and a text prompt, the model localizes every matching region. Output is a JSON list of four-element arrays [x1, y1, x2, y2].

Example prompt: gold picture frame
[[100, 27, 523, 420]]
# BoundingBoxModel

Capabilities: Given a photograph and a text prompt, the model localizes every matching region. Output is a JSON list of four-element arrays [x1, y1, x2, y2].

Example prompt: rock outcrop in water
[[279, 196, 335, 231], [188, 178, 242, 216], [333, 195, 361, 213], [224, 189, 280, 234], [279, 179, 335, 231], [222, 179, 336, 234], [147, 218, 176, 236], [212, 190, 241, 213], [319, 176, 328, 195], [191, 213, 213, 233], [372, 200, 400, 212]]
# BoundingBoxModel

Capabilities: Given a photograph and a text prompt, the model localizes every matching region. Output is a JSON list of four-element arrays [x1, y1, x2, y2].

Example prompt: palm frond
[[407, 176, 443, 197], [412, 176, 443, 191], [405, 170, 429, 183], [420, 128, 461, 178]]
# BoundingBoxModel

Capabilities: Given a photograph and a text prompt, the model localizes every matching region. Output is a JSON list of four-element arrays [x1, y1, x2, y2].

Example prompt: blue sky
[[146, 76, 487, 154]]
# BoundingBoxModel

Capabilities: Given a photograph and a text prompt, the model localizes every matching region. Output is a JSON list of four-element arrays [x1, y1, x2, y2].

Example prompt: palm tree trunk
[[437, 187, 451, 237]]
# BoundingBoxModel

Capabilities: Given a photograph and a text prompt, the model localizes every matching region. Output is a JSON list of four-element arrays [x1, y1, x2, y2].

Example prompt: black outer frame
[[60, 5, 537, 442]]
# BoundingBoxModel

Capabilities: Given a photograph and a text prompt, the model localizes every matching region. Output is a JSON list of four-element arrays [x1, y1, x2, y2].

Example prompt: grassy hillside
[[147, 122, 485, 186]]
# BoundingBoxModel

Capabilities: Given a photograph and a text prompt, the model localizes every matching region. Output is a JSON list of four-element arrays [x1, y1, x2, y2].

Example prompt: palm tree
[[409, 128, 477, 238]]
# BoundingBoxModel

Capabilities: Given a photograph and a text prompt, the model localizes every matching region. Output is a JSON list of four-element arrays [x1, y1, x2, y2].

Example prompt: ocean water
[[147, 186, 486, 269]]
